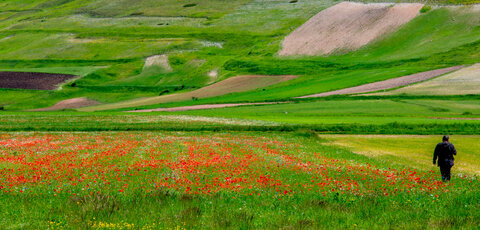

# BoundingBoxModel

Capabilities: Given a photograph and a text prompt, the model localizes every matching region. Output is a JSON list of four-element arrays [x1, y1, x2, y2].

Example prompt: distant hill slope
[[0, 0, 252, 18], [343, 4, 480, 62], [1, 0, 480, 111], [279, 2, 423, 56]]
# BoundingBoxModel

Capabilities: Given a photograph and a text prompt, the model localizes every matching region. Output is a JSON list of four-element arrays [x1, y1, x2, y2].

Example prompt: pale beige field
[[322, 135, 480, 176]]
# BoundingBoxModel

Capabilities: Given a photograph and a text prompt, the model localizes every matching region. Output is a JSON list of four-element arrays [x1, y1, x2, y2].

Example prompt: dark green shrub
[[159, 89, 170, 96], [183, 3, 197, 8], [295, 128, 321, 139], [420, 5, 431, 13], [169, 56, 187, 66]]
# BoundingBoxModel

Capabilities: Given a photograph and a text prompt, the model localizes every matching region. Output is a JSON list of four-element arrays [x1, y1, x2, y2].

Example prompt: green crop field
[[158, 98, 480, 125], [0, 0, 479, 228]]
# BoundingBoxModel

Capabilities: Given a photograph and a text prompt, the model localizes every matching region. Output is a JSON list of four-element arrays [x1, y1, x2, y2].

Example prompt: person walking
[[433, 135, 457, 181]]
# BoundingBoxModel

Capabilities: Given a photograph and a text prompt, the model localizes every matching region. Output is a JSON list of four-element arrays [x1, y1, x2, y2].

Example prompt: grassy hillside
[[0, 1, 480, 113], [81, 5, 480, 111], [342, 6, 480, 62], [0, 0, 252, 18], [0, 0, 333, 110]]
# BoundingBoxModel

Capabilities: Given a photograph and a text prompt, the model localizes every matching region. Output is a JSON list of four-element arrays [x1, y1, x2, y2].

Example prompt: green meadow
[[156, 98, 480, 126]]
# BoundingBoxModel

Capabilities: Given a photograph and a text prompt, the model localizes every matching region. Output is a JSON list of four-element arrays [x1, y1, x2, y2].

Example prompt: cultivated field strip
[[0, 72, 76, 90], [298, 66, 463, 98], [373, 63, 480, 95]]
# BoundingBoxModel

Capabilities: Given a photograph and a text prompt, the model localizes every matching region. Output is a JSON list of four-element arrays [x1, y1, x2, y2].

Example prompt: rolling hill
[[0, 0, 479, 114]]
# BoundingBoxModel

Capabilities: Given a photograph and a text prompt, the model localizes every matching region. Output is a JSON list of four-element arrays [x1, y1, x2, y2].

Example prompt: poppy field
[[0, 132, 478, 229]]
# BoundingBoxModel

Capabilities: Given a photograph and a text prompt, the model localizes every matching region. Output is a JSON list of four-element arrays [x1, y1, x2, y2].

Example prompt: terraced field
[[82, 75, 297, 111], [0, 1, 478, 111], [373, 64, 480, 95]]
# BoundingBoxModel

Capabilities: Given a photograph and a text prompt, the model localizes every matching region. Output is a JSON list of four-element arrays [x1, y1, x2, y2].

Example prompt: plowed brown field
[[0, 72, 75, 90]]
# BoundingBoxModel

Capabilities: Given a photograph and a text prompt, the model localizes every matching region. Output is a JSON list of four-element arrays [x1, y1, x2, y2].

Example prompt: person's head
[[443, 135, 450, 142]]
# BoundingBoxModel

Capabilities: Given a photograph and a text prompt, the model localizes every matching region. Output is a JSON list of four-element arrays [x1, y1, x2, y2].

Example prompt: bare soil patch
[[128, 102, 286, 112], [30, 97, 101, 111], [0, 72, 76, 90], [428, 117, 480, 120], [298, 66, 463, 98], [279, 2, 423, 56], [144, 54, 172, 72]]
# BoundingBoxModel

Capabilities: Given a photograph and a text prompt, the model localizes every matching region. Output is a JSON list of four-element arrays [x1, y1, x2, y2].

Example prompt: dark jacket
[[433, 141, 457, 166]]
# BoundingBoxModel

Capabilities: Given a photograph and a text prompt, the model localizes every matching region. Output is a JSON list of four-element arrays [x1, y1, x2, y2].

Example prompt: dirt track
[[298, 66, 463, 98], [0, 72, 76, 90], [279, 2, 423, 56], [128, 102, 285, 112], [30, 97, 101, 111]]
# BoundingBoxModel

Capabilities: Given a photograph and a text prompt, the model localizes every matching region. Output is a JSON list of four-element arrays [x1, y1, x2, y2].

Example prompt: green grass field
[[158, 98, 480, 125]]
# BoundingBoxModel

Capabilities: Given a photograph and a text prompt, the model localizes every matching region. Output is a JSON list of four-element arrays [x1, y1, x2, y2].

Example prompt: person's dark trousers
[[439, 163, 452, 181]]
